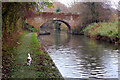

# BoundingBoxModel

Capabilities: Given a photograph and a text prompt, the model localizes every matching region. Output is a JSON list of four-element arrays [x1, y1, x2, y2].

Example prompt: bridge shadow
[[40, 20, 71, 31]]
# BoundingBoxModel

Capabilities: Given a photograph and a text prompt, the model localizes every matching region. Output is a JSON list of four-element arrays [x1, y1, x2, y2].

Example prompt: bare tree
[[43, 2, 69, 13]]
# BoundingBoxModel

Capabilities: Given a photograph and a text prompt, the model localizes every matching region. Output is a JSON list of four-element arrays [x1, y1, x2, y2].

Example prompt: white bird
[[27, 53, 32, 66], [16, 42, 20, 45]]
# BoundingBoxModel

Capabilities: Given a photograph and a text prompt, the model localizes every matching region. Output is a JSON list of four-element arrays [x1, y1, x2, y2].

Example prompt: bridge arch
[[40, 20, 71, 30]]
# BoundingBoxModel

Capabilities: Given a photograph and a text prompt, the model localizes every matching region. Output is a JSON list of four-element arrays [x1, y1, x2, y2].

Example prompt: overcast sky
[[56, 0, 119, 9]]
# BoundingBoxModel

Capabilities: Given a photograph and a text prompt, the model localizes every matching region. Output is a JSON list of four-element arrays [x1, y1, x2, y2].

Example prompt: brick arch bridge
[[26, 12, 81, 32]]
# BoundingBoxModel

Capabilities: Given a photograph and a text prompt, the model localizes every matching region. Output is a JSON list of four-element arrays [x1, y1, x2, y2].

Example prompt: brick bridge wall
[[26, 12, 81, 31]]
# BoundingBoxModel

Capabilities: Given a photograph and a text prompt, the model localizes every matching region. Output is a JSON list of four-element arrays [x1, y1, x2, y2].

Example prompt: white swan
[[27, 53, 32, 66]]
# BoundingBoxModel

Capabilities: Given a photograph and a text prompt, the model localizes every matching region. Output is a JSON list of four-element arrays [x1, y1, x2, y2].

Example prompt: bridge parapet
[[26, 12, 81, 30]]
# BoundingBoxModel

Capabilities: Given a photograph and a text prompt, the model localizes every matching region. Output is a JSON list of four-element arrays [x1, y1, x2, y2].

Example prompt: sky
[[56, 0, 119, 9]]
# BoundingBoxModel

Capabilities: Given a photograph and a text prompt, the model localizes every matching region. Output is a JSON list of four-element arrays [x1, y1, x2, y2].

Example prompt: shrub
[[82, 21, 118, 38]]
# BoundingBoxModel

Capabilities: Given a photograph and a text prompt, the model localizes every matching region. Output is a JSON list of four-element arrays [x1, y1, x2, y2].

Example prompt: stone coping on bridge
[[40, 12, 80, 14], [32, 12, 81, 17]]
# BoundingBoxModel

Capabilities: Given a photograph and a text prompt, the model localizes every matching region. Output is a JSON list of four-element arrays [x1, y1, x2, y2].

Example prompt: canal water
[[38, 30, 120, 79]]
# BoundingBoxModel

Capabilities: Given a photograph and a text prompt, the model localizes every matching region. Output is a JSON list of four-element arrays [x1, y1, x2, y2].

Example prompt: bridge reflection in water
[[38, 29, 119, 79]]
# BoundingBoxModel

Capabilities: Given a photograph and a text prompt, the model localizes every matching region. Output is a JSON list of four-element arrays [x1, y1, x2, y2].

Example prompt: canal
[[38, 30, 120, 79]]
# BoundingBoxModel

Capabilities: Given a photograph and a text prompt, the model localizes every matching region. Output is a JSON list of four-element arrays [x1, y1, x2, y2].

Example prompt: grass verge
[[3, 32, 63, 79]]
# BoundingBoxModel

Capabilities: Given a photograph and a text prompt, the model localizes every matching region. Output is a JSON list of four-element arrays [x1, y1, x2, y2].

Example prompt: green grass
[[30, 33, 42, 54], [31, 33, 40, 47], [28, 27, 39, 32], [19, 30, 29, 39]]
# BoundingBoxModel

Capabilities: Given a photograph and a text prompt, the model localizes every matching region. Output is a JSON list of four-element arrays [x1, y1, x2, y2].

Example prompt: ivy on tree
[[56, 8, 61, 13]]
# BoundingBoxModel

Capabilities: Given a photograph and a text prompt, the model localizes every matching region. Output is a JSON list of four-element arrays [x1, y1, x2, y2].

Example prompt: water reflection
[[54, 30, 71, 47], [38, 30, 119, 79], [55, 30, 61, 46]]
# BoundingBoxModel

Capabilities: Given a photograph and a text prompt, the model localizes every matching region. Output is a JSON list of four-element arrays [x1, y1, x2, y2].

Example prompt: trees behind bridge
[[68, 2, 118, 31]]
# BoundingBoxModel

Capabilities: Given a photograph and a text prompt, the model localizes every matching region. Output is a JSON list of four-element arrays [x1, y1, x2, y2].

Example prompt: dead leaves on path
[[36, 53, 61, 78]]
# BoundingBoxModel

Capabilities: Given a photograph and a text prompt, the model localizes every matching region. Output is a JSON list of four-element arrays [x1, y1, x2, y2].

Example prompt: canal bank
[[81, 22, 120, 45], [2, 31, 63, 79]]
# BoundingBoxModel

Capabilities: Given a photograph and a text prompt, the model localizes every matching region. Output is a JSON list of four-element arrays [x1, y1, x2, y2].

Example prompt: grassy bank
[[3, 32, 63, 79], [82, 21, 119, 44], [30, 33, 63, 78]]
